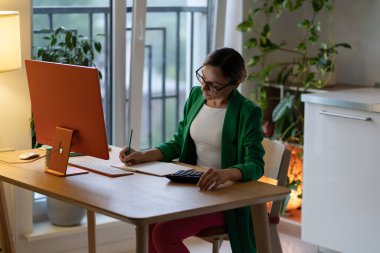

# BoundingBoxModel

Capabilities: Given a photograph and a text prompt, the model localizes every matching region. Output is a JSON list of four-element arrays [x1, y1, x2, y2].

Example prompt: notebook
[[111, 161, 193, 177]]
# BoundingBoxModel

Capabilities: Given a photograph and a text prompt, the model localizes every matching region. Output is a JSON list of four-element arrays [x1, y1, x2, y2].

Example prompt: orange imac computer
[[25, 60, 109, 176]]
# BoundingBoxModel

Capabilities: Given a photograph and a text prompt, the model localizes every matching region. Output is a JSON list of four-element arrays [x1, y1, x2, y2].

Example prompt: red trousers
[[149, 212, 225, 253]]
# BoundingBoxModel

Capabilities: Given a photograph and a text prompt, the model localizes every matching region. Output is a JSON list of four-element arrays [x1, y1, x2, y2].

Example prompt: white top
[[189, 104, 227, 168]]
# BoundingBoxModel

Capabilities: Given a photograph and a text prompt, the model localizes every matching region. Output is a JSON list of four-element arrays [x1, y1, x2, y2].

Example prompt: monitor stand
[[45, 127, 89, 177]]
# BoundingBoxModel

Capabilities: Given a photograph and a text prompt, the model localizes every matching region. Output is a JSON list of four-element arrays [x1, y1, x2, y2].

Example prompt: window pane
[[32, 1, 112, 140], [33, 0, 110, 7], [131, 2, 209, 150]]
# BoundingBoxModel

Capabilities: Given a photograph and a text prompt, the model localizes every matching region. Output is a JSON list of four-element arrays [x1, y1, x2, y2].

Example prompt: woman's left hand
[[197, 168, 230, 191]]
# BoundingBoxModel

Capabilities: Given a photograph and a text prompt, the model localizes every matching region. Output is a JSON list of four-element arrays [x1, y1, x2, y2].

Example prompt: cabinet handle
[[319, 110, 372, 121]]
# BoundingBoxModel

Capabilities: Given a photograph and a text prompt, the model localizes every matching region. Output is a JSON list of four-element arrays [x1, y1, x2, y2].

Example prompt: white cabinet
[[302, 89, 380, 253]]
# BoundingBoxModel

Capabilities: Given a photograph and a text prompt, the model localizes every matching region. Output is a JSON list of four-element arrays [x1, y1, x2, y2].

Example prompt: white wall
[[0, 0, 31, 150], [334, 1, 380, 86]]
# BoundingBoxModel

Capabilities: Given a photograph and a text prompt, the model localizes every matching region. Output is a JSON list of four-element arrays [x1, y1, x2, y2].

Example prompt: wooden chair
[[196, 139, 292, 253]]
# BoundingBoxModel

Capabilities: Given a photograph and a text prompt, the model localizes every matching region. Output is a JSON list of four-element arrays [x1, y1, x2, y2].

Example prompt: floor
[[182, 209, 327, 253], [131, 209, 340, 253], [183, 232, 320, 253]]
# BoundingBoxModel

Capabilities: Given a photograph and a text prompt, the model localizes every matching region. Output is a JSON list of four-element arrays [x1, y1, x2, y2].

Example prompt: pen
[[127, 129, 133, 155]]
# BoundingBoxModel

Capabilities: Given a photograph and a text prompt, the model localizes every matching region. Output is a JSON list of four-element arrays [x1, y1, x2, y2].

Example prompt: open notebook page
[[111, 161, 192, 177]]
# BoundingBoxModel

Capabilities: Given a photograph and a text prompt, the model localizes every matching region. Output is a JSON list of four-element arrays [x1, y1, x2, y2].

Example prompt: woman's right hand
[[119, 147, 165, 166], [119, 147, 146, 166]]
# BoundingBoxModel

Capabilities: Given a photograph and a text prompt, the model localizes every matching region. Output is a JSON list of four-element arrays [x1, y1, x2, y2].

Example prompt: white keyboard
[[69, 160, 133, 178]]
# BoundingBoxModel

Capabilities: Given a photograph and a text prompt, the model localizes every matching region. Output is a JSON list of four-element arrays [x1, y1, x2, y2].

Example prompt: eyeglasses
[[195, 66, 233, 94]]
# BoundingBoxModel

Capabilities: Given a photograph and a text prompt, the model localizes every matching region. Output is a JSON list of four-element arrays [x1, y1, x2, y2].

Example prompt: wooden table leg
[[251, 203, 272, 253], [135, 224, 148, 253], [87, 210, 96, 253], [0, 181, 15, 253]]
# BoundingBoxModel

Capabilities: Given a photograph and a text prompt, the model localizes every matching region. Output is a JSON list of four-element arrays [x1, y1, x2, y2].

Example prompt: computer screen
[[25, 60, 109, 176]]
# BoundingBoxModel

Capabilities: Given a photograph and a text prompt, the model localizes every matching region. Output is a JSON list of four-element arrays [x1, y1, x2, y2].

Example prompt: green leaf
[[272, 93, 294, 122], [294, 0, 306, 9], [72, 36, 77, 48], [55, 26, 65, 35], [51, 37, 57, 46], [298, 19, 311, 29], [288, 183, 298, 191], [82, 40, 90, 54], [247, 56, 261, 67], [312, 0, 325, 13], [94, 41, 102, 53], [259, 38, 279, 53], [308, 34, 318, 44], [65, 31, 73, 49], [282, 0, 293, 11], [262, 23, 271, 37], [244, 38, 258, 49], [37, 48, 43, 58], [303, 72, 316, 85], [98, 70, 103, 80], [237, 20, 253, 32], [296, 42, 306, 51], [315, 21, 321, 32], [273, 116, 285, 139]]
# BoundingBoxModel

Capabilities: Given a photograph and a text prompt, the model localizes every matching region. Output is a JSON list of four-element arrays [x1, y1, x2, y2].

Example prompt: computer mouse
[[18, 152, 40, 160]]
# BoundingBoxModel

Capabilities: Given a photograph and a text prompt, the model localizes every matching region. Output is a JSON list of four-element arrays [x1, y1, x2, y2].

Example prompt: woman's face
[[199, 65, 237, 101]]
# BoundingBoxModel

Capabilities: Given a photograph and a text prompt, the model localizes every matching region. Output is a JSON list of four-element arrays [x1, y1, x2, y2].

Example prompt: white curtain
[[224, 0, 243, 53]]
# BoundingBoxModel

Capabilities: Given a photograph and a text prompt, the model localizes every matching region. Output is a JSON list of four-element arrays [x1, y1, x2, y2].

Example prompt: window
[[31, 0, 212, 221], [126, 0, 211, 149]]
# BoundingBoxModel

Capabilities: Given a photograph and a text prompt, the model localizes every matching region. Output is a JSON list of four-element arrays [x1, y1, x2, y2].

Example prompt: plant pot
[[47, 197, 85, 226]]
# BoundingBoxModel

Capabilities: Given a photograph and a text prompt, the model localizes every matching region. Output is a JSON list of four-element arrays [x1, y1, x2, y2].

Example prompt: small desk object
[[0, 147, 290, 253]]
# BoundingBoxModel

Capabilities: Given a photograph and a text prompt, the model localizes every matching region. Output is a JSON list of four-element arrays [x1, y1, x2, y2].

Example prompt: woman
[[119, 47, 265, 253]]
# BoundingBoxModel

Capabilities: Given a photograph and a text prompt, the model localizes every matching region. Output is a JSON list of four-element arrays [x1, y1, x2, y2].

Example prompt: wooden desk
[[0, 148, 290, 253]]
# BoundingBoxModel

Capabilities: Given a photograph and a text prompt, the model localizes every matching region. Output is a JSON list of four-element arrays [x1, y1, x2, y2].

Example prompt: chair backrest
[[195, 138, 293, 250], [262, 138, 292, 217]]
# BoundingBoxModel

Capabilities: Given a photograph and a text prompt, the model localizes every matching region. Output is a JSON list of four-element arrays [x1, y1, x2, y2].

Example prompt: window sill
[[25, 214, 130, 242]]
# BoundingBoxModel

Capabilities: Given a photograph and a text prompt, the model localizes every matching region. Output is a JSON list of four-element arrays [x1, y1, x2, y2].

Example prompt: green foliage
[[238, 0, 351, 145], [272, 93, 303, 143], [30, 117, 39, 149], [34, 26, 103, 78]]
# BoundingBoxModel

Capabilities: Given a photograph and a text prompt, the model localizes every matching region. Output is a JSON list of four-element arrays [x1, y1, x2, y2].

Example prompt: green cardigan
[[157, 86, 265, 253]]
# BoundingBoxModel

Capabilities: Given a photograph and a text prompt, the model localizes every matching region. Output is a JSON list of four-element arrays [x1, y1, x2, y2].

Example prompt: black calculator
[[165, 170, 203, 184]]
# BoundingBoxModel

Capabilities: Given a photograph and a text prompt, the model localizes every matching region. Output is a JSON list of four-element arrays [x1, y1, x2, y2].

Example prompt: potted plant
[[32, 26, 102, 226], [238, 0, 351, 211]]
